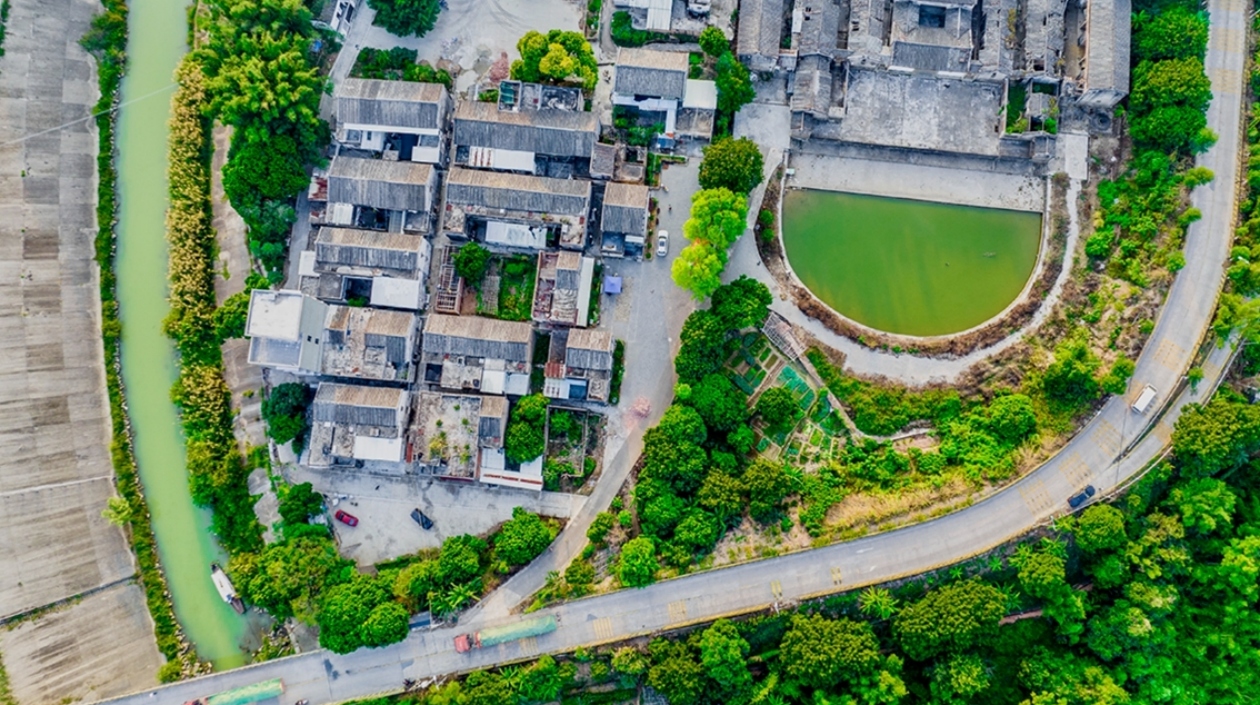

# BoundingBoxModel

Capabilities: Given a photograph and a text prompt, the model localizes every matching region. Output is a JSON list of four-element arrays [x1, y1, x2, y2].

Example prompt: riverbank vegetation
[[194, 0, 329, 280], [348, 381, 1260, 705], [81, 0, 206, 680]]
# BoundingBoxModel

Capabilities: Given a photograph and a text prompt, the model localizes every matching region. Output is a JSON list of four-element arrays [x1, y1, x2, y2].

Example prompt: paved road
[[89, 0, 1248, 701]]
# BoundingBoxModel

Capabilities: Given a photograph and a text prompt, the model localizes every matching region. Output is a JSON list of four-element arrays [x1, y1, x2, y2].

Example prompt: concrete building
[[308, 383, 411, 467], [544, 328, 616, 402], [613, 48, 717, 139], [409, 392, 540, 490], [334, 78, 452, 164], [1078, 0, 1132, 109], [299, 227, 432, 311], [310, 156, 437, 234], [245, 289, 329, 375], [420, 314, 534, 395], [320, 305, 419, 383], [600, 182, 650, 258], [612, 0, 673, 31], [452, 99, 599, 176], [314, 0, 358, 36], [532, 251, 596, 327], [442, 167, 592, 251]]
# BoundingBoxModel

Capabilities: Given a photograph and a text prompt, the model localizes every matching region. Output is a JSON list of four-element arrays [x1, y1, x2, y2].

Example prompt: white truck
[[1131, 384, 1158, 414]]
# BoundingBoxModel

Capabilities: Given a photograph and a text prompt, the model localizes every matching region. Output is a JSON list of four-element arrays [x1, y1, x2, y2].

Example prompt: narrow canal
[[115, 0, 249, 667]]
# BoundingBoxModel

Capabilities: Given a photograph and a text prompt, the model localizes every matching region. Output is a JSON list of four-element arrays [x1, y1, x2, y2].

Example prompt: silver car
[[656, 230, 669, 258]]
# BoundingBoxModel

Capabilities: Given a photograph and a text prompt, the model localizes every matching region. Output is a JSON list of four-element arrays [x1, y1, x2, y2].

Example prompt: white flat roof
[[246, 289, 305, 341], [683, 79, 718, 110], [353, 435, 404, 462], [371, 276, 423, 310]]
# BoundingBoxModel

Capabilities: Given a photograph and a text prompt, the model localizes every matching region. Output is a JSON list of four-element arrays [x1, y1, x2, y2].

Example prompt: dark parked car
[[411, 508, 434, 530], [334, 509, 359, 527], [1068, 485, 1096, 509]]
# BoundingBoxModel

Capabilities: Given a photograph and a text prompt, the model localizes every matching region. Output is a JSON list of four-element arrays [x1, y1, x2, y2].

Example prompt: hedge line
[[165, 58, 264, 558], [81, 0, 204, 677]]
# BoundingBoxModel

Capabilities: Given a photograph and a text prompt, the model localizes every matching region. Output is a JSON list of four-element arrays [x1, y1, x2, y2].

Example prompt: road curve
[[89, 0, 1248, 702]]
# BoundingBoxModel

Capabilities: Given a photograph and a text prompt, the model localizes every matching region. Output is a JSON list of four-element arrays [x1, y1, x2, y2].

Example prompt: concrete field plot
[[0, 0, 160, 694]]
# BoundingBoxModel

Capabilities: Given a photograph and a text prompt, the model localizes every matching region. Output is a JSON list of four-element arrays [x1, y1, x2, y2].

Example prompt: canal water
[[781, 190, 1042, 337], [115, 0, 249, 667]]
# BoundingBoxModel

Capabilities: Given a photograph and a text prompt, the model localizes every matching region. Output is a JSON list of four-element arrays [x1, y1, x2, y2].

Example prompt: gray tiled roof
[[445, 167, 590, 216], [453, 101, 598, 158], [328, 157, 433, 211], [335, 78, 447, 130]]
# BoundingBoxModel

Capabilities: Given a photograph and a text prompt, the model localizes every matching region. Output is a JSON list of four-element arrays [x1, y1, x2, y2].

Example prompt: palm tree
[[858, 587, 900, 620]]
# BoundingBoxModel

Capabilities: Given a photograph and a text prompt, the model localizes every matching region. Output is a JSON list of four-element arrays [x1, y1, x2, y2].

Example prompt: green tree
[[670, 508, 723, 558], [684, 187, 749, 249], [699, 619, 752, 697], [672, 242, 726, 299], [362, 600, 410, 647], [1075, 504, 1127, 554], [511, 30, 598, 90], [393, 559, 439, 609], [587, 511, 615, 544], [1042, 338, 1102, 408], [714, 51, 754, 115], [518, 654, 566, 703], [688, 373, 749, 432], [454, 242, 492, 286], [366, 0, 441, 37], [1171, 396, 1260, 477], [893, 580, 1006, 660], [506, 394, 549, 462], [711, 276, 773, 330], [611, 646, 650, 675], [619, 536, 658, 587], [858, 586, 900, 620], [232, 535, 348, 622], [222, 133, 309, 203], [317, 573, 395, 653], [755, 386, 797, 428], [780, 613, 882, 690], [675, 309, 733, 383], [1170, 477, 1236, 536], [743, 458, 790, 521], [698, 470, 745, 524], [278, 482, 323, 524], [438, 534, 486, 585], [647, 639, 705, 704], [698, 25, 729, 58], [699, 137, 765, 195], [930, 653, 991, 703], [262, 382, 312, 447], [496, 507, 554, 567], [1133, 6, 1208, 62], [1130, 58, 1211, 117], [987, 393, 1037, 444]]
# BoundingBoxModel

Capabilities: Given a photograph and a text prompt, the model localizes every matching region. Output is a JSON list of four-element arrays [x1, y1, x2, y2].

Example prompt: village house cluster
[[244, 47, 715, 491]]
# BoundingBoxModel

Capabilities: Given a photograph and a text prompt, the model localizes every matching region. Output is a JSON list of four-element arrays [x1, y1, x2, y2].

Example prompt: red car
[[334, 509, 359, 527]]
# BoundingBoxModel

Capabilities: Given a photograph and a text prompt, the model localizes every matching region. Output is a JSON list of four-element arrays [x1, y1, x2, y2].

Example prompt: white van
[[1132, 384, 1158, 414]]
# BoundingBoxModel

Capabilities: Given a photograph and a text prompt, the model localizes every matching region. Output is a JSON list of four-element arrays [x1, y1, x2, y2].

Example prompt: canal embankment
[[0, 0, 163, 700]]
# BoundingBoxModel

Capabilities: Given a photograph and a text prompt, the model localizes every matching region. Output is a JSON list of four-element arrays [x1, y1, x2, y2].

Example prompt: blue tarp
[[604, 276, 623, 294]]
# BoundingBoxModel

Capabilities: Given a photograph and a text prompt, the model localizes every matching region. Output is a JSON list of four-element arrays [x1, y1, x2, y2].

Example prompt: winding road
[[88, 0, 1249, 701]]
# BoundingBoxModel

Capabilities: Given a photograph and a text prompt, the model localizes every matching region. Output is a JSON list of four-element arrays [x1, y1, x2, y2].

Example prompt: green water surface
[[116, 0, 248, 667], [781, 190, 1042, 337]]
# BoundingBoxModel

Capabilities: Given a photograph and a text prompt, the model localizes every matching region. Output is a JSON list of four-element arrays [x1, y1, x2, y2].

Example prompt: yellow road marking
[[1152, 419, 1174, 445], [831, 567, 843, 585], [1094, 419, 1122, 457], [668, 600, 688, 623], [1059, 452, 1092, 488], [770, 580, 783, 599], [1018, 479, 1054, 514], [518, 637, 537, 655], [1154, 340, 1186, 371], [592, 617, 614, 640]]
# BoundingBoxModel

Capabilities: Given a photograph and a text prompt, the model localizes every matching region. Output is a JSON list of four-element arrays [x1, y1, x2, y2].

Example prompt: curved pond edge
[[83, 0, 205, 677], [762, 170, 1074, 360]]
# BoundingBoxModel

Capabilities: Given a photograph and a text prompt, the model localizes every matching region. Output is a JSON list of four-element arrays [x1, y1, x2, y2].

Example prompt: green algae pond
[[781, 190, 1042, 337], [116, 0, 249, 667]]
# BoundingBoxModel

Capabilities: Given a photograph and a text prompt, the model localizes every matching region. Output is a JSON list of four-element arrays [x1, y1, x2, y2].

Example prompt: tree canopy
[[511, 30, 598, 91], [698, 138, 765, 195], [262, 382, 312, 447], [366, 0, 442, 37], [496, 507, 554, 567], [454, 242, 492, 286], [506, 394, 549, 462]]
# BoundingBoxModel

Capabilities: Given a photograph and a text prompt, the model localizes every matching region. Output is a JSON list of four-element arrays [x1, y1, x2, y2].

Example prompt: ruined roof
[[421, 314, 533, 362], [566, 328, 614, 371], [315, 227, 426, 272], [798, 0, 843, 57], [601, 182, 649, 235], [311, 383, 407, 427], [327, 157, 433, 211], [614, 48, 689, 100], [335, 78, 447, 130], [445, 167, 590, 216], [326, 305, 416, 339], [453, 100, 598, 158], [322, 306, 417, 381], [736, 0, 784, 59], [478, 395, 509, 441], [891, 42, 972, 72]]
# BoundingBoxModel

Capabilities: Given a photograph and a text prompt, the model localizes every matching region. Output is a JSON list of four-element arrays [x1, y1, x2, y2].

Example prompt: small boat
[[210, 563, 245, 614]]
